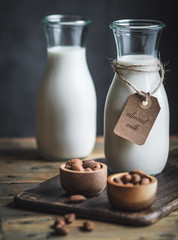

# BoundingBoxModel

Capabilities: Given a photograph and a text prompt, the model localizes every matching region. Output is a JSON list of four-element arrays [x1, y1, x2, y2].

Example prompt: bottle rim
[[42, 14, 92, 26], [110, 19, 166, 30]]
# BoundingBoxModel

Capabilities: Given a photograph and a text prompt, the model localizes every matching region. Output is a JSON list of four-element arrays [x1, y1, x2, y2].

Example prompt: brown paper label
[[114, 93, 161, 145]]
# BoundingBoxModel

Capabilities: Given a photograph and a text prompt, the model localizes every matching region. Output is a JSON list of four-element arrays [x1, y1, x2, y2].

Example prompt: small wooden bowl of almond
[[107, 170, 157, 211], [60, 159, 107, 196]]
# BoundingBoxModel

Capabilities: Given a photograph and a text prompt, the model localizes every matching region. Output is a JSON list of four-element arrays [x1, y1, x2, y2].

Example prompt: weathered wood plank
[[0, 199, 53, 221], [0, 222, 4, 240], [0, 183, 43, 221], [0, 137, 104, 182], [1, 214, 178, 240], [0, 183, 38, 198], [170, 135, 178, 151], [0, 170, 59, 183], [0, 138, 36, 150], [0, 137, 104, 159]]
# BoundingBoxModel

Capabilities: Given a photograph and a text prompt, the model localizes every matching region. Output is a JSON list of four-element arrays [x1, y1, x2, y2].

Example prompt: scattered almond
[[55, 224, 70, 236], [69, 195, 86, 203], [83, 221, 95, 231], [51, 215, 95, 236], [64, 213, 76, 224], [51, 219, 65, 229]]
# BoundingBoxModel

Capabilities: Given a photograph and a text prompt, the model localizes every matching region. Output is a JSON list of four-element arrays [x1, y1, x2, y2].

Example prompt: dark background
[[0, 0, 177, 137]]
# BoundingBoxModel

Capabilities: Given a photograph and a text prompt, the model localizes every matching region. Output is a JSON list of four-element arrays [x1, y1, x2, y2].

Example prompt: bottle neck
[[42, 15, 91, 48], [110, 19, 165, 59]]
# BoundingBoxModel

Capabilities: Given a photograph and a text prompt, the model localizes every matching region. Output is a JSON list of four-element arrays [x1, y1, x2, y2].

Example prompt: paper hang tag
[[114, 93, 161, 145]]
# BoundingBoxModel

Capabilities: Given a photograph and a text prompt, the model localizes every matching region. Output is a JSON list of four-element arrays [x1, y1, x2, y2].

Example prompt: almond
[[55, 224, 69, 236], [113, 177, 123, 185], [131, 173, 141, 184], [69, 195, 86, 203], [67, 158, 82, 166], [83, 161, 100, 170], [64, 213, 76, 224], [82, 159, 95, 168], [85, 167, 93, 172], [121, 174, 132, 183], [129, 169, 147, 178], [140, 177, 151, 185], [65, 164, 71, 170], [83, 221, 94, 231], [92, 163, 101, 171], [71, 162, 84, 171], [51, 219, 65, 229]]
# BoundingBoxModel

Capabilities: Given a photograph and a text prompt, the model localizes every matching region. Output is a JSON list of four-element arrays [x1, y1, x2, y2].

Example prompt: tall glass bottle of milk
[[36, 15, 96, 161], [104, 19, 169, 175]]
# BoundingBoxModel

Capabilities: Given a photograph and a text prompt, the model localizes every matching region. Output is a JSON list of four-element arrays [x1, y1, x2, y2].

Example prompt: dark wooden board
[[14, 150, 178, 226]]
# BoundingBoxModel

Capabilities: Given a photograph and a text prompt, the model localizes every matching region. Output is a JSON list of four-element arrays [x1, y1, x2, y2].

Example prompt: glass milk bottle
[[104, 19, 169, 175], [36, 15, 96, 161]]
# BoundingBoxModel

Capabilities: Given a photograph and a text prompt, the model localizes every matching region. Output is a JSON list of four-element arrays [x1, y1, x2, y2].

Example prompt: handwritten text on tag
[[114, 94, 161, 145]]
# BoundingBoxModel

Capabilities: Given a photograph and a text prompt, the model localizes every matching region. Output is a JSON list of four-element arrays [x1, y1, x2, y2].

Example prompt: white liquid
[[104, 55, 169, 175], [36, 46, 96, 160]]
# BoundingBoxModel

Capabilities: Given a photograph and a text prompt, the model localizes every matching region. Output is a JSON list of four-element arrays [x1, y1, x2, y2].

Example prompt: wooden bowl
[[60, 162, 107, 196], [107, 172, 157, 211]]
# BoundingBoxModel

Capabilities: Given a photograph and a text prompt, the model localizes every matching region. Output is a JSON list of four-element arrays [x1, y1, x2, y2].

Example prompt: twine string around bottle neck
[[112, 59, 165, 101]]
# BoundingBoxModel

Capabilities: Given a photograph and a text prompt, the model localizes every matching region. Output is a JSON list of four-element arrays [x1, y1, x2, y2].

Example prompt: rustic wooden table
[[0, 136, 178, 240]]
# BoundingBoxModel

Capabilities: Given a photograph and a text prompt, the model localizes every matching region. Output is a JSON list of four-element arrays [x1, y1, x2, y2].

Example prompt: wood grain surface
[[0, 137, 178, 240]]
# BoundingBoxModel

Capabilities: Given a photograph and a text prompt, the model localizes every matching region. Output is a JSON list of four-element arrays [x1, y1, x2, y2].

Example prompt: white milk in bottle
[[104, 54, 169, 174], [36, 15, 96, 160], [104, 20, 169, 175]]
